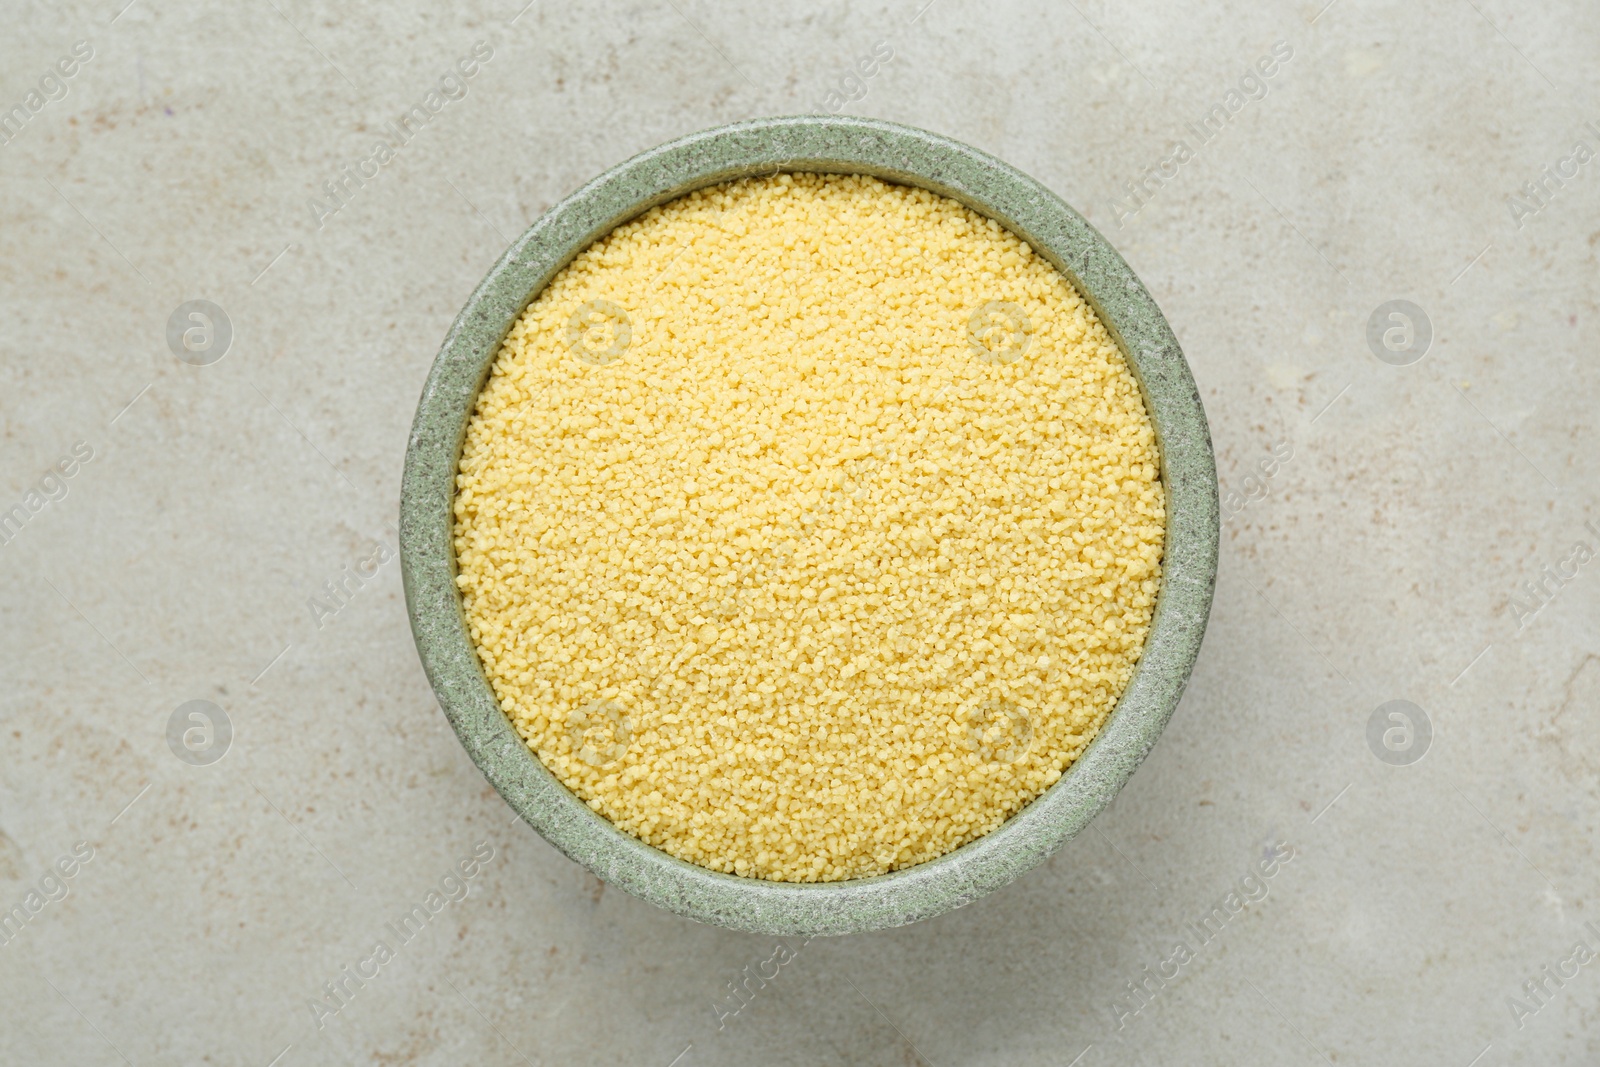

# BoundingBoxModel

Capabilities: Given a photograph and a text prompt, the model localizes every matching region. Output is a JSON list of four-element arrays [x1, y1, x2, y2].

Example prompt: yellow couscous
[[454, 173, 1164, 881]]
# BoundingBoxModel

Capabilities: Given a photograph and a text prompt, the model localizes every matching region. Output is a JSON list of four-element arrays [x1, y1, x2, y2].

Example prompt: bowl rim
[[400, 115, 1218, 936]]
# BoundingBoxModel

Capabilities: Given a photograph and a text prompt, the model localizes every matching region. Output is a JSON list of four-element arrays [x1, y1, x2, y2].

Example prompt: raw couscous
[[453, 173, 1164, 882]]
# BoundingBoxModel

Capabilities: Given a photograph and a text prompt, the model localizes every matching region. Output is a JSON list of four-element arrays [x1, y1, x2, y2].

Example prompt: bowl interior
[[400, 115, 1218, 936]]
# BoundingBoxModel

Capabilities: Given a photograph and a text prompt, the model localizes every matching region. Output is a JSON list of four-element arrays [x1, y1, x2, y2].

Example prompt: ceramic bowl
[[400, 115, 1218, 935]]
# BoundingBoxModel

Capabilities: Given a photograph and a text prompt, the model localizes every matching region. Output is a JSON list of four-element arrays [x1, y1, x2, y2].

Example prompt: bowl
[[400, 115, 1218, 935]]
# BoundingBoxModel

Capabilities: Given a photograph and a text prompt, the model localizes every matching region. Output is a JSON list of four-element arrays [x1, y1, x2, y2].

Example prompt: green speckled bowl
[[400, 116, 1218, 936]]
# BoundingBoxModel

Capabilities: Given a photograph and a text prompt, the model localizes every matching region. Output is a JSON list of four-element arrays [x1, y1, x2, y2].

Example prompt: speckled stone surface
[[400, 116, 1219, 935], [12, 3, 1600, 1063]]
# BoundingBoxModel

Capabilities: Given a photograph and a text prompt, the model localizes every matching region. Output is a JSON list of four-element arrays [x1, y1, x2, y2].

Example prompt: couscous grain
[[454, 173, 1164, 881]]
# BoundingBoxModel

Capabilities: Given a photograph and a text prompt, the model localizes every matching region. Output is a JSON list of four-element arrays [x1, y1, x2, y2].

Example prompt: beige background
[[3, 0, 1600, 1063]]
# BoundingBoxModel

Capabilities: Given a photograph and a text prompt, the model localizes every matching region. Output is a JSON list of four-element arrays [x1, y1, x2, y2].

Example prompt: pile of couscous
[[454, 173, 1164, 882]]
